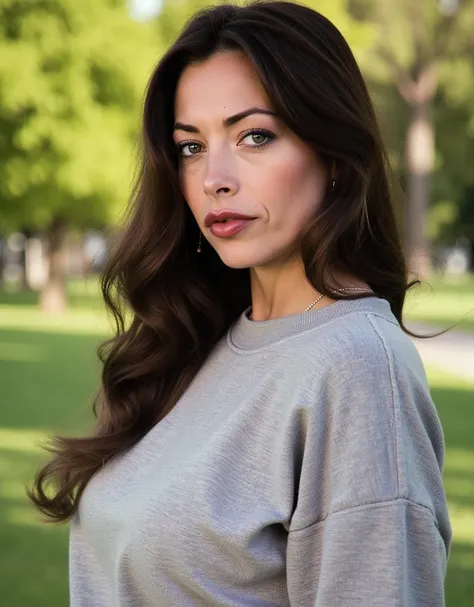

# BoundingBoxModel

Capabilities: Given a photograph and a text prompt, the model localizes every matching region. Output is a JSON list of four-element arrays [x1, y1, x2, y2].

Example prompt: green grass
[[0, 278, 473, 605], [0, 283, 106, 606], [404, 273, 474, 333], [427, 371, 474, 605]]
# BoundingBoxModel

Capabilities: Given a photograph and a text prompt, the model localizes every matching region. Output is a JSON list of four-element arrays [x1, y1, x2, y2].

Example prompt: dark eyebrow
[[173, 107, 277, 133]]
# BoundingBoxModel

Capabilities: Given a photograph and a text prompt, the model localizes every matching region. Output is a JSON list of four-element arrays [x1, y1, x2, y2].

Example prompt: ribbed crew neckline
[[227, 296, 396, 352]]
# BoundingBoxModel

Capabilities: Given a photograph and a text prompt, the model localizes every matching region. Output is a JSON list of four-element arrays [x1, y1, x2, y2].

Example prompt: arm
[[285, 317, 451, 606], [286, 498, 447, 606]]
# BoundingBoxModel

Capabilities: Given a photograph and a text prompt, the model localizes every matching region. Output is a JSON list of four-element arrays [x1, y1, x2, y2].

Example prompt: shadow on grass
[[0, 449, 68, 607], [0, 288, 38, 307], [0, 449, 69, 605], [0, 324, 103, 605], [444, 540, 474, 606], [0, 327, 103, 432]]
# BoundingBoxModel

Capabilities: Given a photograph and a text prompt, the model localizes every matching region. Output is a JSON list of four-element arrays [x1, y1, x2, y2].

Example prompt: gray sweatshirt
[[70, 296, 451, 606]]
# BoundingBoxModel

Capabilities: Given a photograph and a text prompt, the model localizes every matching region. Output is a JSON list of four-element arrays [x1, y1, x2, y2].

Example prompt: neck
[[250, 260, 369, 321], [249, 258, 370, 321]]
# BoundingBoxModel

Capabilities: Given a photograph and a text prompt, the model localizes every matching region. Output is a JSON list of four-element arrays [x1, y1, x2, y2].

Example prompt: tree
[[0, 0, 159, 311], [429, 50, 474, 254], [349, 0, 474, 277]]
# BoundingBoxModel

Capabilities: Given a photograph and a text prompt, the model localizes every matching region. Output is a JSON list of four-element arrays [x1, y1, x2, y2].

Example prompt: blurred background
[[0, 0, 473, 605]]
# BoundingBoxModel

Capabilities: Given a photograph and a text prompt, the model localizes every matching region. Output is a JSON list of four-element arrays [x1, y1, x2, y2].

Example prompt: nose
[[203, 152, 239, 198]]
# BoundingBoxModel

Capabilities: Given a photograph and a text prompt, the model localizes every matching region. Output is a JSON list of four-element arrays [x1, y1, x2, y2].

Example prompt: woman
[[30, 2, 451, 605]]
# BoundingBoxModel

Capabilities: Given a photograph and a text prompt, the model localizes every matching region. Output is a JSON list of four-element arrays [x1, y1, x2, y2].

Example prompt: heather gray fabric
[[70, 296, 451, 606]]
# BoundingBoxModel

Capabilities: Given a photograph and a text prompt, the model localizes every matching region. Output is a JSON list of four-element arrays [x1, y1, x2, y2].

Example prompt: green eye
[[178, 142, 202, 157], [240, 129, 275, 148]]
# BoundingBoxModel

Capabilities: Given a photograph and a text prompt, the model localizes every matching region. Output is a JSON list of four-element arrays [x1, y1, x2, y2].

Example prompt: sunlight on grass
[[4, 505, 44, 528], [425, 365, 474, 586], [444, 448, 474, 473], [443, 452, 474, 547], [448, 503, 474, 544], [0, 428, 50, 454], [405, 276, 474, 331], [405, 291, 474, 320], [0, 306, 111, 336], [427, 368, 474, 391], [1, 479, 32, 501]]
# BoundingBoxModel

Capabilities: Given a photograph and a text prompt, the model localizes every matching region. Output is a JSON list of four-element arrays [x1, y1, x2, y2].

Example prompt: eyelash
[[176, 128, 276, 158]]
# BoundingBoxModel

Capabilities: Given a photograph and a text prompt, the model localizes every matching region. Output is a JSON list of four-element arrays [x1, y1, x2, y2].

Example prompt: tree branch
[[432, 0, 467, 61], [376, 46, 417, 103]]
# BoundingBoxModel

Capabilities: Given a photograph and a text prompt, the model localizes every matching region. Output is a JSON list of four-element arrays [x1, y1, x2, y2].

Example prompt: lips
[[204, 209, 257, 228], [209, 218, 255, 238]]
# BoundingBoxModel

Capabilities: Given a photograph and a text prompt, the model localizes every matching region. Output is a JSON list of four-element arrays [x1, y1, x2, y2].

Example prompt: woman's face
[[173, 50, 329, 269]]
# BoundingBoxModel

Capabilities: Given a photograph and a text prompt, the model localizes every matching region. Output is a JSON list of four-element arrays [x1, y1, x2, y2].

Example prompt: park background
[[0, 0, 473, 605]]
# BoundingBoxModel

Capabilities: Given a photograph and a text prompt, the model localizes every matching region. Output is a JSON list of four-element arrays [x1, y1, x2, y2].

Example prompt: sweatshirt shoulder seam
[[289, 498, 438, 534], [366, 313, 407, 500]]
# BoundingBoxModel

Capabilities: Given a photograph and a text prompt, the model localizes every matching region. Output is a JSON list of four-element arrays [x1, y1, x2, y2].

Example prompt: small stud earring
[[197, 231, 202, 253], [331, 179, 336, 190]]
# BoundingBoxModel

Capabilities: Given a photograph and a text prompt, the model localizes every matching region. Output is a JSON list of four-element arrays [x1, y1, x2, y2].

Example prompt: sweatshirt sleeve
[[286, 498, 447, 606], [285, 315, 451, 606]]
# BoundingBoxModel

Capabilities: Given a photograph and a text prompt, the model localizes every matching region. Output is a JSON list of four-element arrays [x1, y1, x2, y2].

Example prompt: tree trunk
[[405, 98, 434, 279], [39, 218, 68, 314], [19, 229, 33, 291], [81, 232, 92, 277], [0, 235, 4, 291]]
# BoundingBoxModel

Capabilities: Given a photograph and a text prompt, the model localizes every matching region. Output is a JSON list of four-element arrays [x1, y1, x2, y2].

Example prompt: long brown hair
[[29, 0, 435, 522]]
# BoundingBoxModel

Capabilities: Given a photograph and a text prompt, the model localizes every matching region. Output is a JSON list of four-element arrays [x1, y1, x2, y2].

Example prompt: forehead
[[174, 51, 272, 121]]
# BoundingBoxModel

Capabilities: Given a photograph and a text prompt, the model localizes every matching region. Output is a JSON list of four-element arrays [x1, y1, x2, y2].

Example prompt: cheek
[[266, 152, 326, 218]]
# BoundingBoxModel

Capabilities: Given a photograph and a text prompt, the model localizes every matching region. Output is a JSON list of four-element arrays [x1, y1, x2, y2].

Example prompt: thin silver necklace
[[304, 287, 374, 313]]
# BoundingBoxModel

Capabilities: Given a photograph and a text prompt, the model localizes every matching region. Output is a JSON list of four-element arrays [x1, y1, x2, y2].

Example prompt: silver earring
[[197, 231, 202, 253], [331, 179, 336, 190]]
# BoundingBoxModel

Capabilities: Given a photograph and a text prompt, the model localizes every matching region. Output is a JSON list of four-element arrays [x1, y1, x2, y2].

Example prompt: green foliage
[[432, 96, 474, 243], [1, 0, 473, 247], [158, 0, 223, 46], [428, 199, 459, 242], [302, 0, 376, 54], [0, 0, 160, 231], [350, 0, 474, 246], [433, 53, 474, 243], [350, 0, 474, 78]]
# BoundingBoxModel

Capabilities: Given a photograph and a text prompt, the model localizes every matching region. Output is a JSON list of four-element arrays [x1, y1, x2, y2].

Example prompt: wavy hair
[[29, 0, 433, 522]]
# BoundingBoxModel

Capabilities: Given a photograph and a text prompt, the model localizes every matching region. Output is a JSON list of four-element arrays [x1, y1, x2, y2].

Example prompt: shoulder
[[299, 309, 440, 458], [286, 309, 448, 531], [292, 307, 445, 495], [296, 306, 428, 393]]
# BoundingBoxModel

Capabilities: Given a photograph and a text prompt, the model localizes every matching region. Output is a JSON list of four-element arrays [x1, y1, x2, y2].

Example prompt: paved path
[[406, 322, 474, 382]]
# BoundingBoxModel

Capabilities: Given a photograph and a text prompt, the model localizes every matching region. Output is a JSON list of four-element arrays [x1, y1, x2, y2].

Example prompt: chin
[[215, 246, 280, 270], [217, 253, 255, 270]]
